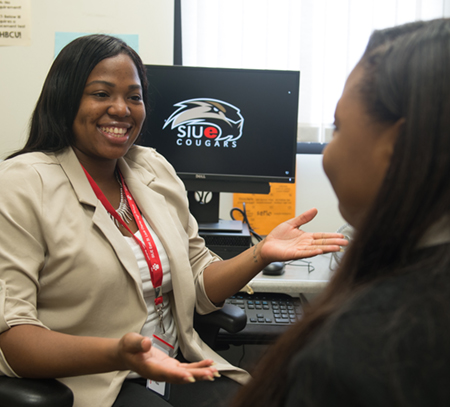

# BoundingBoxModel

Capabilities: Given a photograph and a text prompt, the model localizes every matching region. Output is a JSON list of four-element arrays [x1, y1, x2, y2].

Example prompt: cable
[[329, 223, 354, 270], [230, 203, 260, 295], [238, 344, 246, 367], [230, 203, 317, 274], [230, 202, 263, 244], [286, 259, 315, 274]]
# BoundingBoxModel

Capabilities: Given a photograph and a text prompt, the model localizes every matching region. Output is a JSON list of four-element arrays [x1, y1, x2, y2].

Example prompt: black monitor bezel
[[142, 64, 300, 191]]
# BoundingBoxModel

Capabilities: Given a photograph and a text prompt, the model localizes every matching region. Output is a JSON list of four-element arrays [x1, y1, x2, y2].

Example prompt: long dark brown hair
[[7, 34, 149, 159], [232, 18, 450, 407]]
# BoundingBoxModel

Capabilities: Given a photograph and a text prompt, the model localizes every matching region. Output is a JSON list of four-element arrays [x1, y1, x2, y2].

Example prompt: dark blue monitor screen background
[[141, 65, 300, 184]]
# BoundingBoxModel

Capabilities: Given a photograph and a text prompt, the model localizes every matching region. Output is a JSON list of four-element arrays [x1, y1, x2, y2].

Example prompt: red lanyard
[[81, 166, 164, 307]]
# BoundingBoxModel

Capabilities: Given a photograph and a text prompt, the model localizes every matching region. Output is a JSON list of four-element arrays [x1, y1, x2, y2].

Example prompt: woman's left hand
[[203, 208, 349, 304], [259, 208, 348, 263]]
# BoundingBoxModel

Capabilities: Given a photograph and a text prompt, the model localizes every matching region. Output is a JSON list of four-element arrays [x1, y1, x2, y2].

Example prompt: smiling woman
[[73, 55, 145, 151], [72, 54, 146, 157], [72, 54, 146, 199], [71, 53, 147, 235]]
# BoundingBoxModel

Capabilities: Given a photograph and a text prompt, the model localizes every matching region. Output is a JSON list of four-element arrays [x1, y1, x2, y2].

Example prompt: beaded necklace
[[111, 171, 133, 228]]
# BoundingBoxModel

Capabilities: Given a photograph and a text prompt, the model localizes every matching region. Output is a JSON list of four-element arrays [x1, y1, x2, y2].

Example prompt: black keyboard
[[218, 292, 303, 345]]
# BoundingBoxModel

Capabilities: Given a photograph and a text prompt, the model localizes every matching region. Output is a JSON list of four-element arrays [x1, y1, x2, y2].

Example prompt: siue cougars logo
[[163, 98, 244, 147]]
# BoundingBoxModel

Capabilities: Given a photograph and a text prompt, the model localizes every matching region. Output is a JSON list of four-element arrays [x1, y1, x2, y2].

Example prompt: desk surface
[[247, 252, 342, 296]]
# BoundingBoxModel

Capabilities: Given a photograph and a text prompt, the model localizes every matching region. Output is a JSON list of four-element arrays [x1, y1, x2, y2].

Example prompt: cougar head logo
[[163, 98, 244, 142]]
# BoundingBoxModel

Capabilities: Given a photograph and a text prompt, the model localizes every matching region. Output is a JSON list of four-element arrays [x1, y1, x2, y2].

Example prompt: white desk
[[247, 252, 342, 298]]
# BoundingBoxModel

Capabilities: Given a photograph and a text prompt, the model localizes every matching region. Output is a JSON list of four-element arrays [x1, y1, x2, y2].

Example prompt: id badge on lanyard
[[146, 328, 176, 398], [81, 166, 167, 333]]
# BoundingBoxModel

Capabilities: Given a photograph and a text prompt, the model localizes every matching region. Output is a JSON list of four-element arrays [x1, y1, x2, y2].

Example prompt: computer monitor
[[140, 65, 300, 228]]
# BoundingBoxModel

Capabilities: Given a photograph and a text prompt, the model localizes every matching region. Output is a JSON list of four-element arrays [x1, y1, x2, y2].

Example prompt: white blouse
[[124, 217, 178, 378]]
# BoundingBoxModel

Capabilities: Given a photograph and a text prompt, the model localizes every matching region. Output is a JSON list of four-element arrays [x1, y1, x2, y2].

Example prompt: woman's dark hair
[[7, 34, 149, 159], [232, 18, 450, 407]]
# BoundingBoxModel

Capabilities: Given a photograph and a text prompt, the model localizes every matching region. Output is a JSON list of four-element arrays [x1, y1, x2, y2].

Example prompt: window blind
[[181, 0, 450, 143]]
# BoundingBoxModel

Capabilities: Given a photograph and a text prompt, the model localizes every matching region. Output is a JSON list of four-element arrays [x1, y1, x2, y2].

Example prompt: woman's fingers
[[288, 208, 318, 227], [312, 232, 348, 240], [120, 332, 150, 354], [312, 236, 349, 247], [178, 359, 215, 369], [153, 363, 218, 384]]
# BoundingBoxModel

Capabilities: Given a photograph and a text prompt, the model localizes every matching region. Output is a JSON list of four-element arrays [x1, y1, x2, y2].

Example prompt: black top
[[285, 246, 450, 407]]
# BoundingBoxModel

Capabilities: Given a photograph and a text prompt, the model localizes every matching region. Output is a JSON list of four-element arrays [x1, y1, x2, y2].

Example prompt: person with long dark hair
[[0, 34, 346, 407], [231, 18, 450, 407]]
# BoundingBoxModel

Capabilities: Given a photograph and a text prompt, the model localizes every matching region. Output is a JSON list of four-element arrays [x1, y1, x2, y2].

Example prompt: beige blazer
[[0, 146, 249, 407]]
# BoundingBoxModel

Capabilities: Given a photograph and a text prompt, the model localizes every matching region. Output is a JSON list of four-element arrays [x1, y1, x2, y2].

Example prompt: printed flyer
[[0, 0, 31, 46], [233, 182, 296, 236]]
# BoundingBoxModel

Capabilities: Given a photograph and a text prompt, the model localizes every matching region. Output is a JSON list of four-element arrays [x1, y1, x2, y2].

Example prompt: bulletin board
[[233, 182, 296, 236]]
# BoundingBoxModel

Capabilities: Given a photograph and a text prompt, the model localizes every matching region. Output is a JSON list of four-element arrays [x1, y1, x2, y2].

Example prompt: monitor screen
[[140, 65, 300, 225], [141, 65, 299, 189]]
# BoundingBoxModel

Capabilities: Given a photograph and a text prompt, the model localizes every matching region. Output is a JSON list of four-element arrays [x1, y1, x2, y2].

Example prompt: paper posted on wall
[[0, 0, 31, 46], [233, 182, 296, 236]]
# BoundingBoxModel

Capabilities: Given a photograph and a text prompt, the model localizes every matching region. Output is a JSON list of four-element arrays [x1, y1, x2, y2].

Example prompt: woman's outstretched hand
[[259, 208, 348, 263], [118, 333, 219, 384]]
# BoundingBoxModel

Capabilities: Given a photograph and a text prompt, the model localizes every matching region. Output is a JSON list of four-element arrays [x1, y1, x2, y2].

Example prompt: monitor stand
[[187, 191, 243, 233], [199, 219, 244, 233], [187, 191, 252, 259], [184, 181, 270, 233]]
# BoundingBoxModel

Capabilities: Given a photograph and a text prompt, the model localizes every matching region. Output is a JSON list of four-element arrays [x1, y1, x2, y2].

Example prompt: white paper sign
[[0, 0, 31, 46]]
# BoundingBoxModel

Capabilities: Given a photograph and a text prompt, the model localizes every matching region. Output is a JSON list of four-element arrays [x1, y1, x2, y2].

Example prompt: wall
[[0, 0, 174, 159], [294, 153, 345, 233], [219, 154, 345, 234]]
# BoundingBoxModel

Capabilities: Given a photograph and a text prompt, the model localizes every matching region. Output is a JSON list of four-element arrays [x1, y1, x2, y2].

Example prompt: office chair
[[0, 304, 246, 407], [0, 377, 74, 407], [194, 303, 247, 350]]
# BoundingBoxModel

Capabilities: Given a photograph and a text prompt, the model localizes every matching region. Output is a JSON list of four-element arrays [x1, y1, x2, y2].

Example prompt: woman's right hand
[[0, 325, 218, 381], [118, 332, 219, 384]]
